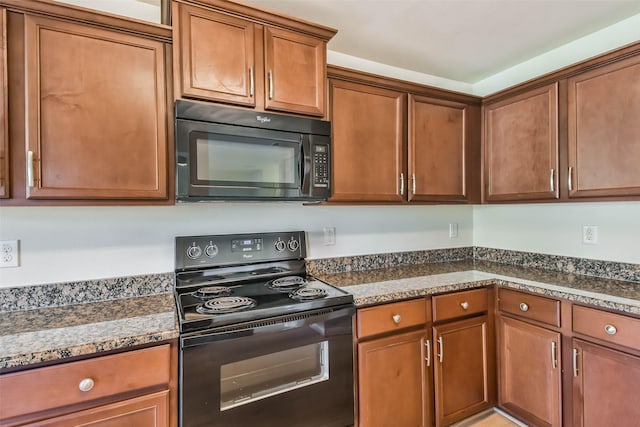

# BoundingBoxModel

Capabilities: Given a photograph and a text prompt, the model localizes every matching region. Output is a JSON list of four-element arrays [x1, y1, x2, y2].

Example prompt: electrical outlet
[[449, 223, 458, 239], [0, 240, 19, 268], [582, 225, 598, 245], [323, 226, 336, 246]]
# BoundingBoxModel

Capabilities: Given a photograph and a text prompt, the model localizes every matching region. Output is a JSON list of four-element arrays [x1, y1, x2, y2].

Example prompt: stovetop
[[174, 231, 354, 334]]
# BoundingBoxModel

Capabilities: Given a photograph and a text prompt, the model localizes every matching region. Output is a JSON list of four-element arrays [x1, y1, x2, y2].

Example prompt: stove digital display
[[231, 238, 263, 252]]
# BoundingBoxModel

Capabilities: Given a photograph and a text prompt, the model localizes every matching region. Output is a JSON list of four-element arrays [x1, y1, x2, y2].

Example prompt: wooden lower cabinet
[[433, 315, 491, 426], [27, 391, 169, 427], [358, 328, 433, 427], [497, 316, 561, 427], [0, 344, 174, 427], [572, 339, 640, 426]]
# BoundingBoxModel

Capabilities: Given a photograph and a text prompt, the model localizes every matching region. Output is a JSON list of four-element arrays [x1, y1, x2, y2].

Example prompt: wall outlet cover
[[582, 225, 598, 245], [0, 240, 19, 268]]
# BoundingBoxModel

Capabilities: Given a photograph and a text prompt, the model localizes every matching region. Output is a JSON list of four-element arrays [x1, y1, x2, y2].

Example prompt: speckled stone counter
[[0, 275, 178, 372], [316, 260, 640, 315]]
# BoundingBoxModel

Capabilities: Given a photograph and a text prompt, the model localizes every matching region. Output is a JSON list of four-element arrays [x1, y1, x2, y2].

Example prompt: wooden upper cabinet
[[567, 55, 640, 198], [329, 79, 406, 202], [23, 15, 168, 200], [484, 83, 559, 202], [0, 8, 8, 199], [409, 95, 467, 202], [175, 3, 256, 106], [264, 27, 325, 116], [173, 1, 333, 117]]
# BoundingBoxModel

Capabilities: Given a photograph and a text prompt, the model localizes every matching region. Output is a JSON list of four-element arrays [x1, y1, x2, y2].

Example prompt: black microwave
[[175, 100, 331, 202]]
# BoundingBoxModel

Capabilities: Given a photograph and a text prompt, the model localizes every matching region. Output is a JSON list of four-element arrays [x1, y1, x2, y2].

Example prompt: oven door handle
[[181, 304, 355, 349]]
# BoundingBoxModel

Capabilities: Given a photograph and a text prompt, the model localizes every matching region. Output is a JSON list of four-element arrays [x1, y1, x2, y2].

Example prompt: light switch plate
[[449, 223, 458, 239]]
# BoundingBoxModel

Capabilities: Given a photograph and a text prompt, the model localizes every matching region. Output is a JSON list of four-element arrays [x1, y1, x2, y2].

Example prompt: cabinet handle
[[549, 168, 555, 192], [268, 70, 274, 100], [78, 378, 95, 392], [551, 341, 558, 369], [27, 150, 34, 188], [400, 173, 404, 196], [425, 339, 431, 367], [568, 166, 573, 191], [411, 173, 416, 195], [392, 314, 401, 324], [519, 302, 529, 312], [604, 324, 617, 335], [573, 348, 579, 377], [437, 336, 443, 363], [249, 67, 254, 97], [460, 301, 469, 310]]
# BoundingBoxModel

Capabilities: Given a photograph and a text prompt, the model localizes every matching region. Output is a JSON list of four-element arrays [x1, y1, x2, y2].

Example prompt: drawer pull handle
[[519, 302, 529, 312], [604, 324, 617, 335], [460, 301, 469, 310], [78, 378, 95, 392], [392, 314, 401, 324]]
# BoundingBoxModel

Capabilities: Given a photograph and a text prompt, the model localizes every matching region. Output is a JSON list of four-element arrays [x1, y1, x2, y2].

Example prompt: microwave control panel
[[313, 145, 329, 188]]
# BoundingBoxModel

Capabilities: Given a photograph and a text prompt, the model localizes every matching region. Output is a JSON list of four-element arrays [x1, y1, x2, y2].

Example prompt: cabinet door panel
[[409, 95, 466, 202], [29, 391, 169, 427], [484, 83, 558, 201], [330, 79, 406, 202], [568, 56, 640, 198], [433, 316, 490, 426], [358, 329, 432, 427], [572, 339, 640, 427], [498, 316, 561, 427], [176, 3, 255, 106], [0, 8, 7, 198], [24, 16, 167, 199], [264, 27, 324, 116]]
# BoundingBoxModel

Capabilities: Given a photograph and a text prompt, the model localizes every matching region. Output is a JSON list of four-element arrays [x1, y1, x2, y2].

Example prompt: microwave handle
[[302, 136, 311, 194]]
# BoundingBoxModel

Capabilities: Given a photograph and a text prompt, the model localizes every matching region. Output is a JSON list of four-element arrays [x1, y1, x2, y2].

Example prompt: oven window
[[195, 135, 298, 187], [220, 341, 329, 411]]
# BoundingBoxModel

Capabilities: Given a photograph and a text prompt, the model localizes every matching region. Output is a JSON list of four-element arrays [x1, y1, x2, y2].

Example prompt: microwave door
[[176, 120, 303, 200]]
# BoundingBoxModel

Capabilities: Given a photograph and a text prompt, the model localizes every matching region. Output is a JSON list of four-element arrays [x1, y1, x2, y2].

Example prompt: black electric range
[[174, 231, 354, 334]]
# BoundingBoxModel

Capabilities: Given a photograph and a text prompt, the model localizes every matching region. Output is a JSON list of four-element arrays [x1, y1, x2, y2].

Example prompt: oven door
[[176, 119, 304, 200], [180, 305, 355, 427]]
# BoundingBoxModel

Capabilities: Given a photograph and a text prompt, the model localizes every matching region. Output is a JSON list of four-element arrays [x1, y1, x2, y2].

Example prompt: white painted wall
[[0, 204, 473, 287], [473, 202, 640, 264]]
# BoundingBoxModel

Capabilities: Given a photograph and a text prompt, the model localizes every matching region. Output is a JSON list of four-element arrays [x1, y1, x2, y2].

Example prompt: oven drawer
[[573, 305, 640, 351], [357, 298, 429, 339], [499, 288, 561, 327], [432, 288, 488, 322], [0, 344, 170, 420]]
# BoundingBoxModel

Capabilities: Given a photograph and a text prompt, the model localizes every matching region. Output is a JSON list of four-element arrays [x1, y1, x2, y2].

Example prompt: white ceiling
[[240, 0, 640, 84]]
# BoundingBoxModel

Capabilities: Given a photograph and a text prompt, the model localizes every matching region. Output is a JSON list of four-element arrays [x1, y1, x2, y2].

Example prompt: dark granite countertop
[[317, 260, 640, 314], [0, 293, 178, 371]]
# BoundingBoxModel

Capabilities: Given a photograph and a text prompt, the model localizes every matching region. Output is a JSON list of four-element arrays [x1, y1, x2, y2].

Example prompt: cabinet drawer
[[432, 288, 487, 322], [573, 305, 640, 351], [357, 299, 429, 339], [498, 288, 560, 327], [0, 344, 170, 420]]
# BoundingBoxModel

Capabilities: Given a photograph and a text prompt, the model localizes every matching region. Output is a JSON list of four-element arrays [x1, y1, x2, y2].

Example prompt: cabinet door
[[329, 79, 406, 202], [433, 316, 491, 426], [567, 56, 640, 198], [29, 391, 169, 427], [572, 339, 640, 427], [409, 95, 467, 202], [358, 329, 432, 427], [484, 83, 559, 201], [0, 8, 7, 198], [264, 27, 325, 116], [24, 15, 168, 200], [498, 316, 561, 427], [175, 3, 256, 106]]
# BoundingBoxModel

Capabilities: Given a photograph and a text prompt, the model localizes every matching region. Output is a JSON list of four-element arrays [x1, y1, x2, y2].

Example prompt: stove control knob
[[288, 238, 299, 251], [274, 239, 286, 252], [205, 243, 219, 258], [187, 244, 202, 259]]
